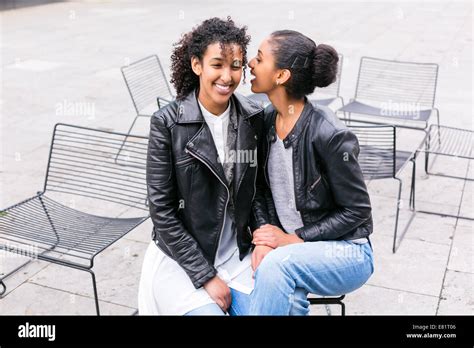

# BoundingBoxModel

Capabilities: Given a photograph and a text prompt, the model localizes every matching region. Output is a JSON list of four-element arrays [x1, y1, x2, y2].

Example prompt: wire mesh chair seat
[[0, 123, 149, 315], [412, 125, 474, 220], [339, 100, 433, 122], [358, 145, 414, 180], [347, 123, 417, 253], [309, 54, 345, 109], [0, 194, 146, 268], [423, 125, 473, 180], [424, 124, 473, 159], [337, 57, 440, 134], [117, 54, 174, 163]]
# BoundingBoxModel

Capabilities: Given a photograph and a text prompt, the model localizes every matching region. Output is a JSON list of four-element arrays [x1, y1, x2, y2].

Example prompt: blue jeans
[[186, 240, 373, 315], [184, 288, 251, 316], [184, 287, 308, 315], [248, 240, 374, 315]]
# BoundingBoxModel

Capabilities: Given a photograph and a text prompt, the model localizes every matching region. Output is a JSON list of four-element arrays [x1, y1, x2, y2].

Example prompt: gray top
[[268, 135, 367, 244], [268, 136, 304, 234]]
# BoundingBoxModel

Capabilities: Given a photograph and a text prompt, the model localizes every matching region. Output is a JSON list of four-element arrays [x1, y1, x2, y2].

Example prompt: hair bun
[[313, 44, 339, 88]]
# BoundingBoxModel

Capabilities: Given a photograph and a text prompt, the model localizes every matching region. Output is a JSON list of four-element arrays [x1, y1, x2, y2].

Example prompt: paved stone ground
[[0, 0, 472, 315]]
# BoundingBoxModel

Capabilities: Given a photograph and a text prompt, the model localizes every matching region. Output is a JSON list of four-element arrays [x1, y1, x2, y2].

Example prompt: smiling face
[[191, 42, 243, 115], [248, 38, 281, 94]]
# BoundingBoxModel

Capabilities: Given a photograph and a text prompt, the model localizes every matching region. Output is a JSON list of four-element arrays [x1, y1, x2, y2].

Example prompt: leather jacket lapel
[[185, 123, 227, 185], [234, 117, 257, 199]]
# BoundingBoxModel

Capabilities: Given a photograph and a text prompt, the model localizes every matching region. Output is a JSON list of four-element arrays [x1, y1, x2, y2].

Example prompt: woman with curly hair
[[247, 31, 374, 315], [138, 17, 264, 315]]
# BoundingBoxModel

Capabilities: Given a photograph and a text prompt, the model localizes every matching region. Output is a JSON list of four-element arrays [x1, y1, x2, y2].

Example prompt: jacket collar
[[176, 89, 263, 124], [267, 98, 313, 148], [182, 90, 261, 192]]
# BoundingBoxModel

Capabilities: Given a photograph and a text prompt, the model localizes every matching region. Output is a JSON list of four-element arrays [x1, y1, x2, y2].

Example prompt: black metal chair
[[337, 57, 440, 138], [309, 295, 346, 316], [347, 123, 417, 253], [0, 123, 149, 315], [423, 125, 473, 181], [413, 124, 474, 220], [308, 124, 417, 314], [117, 55, 174, 163]]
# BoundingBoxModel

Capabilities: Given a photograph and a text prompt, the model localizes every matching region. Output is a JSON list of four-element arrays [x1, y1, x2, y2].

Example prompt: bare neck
[[267, 89, 305, 120]]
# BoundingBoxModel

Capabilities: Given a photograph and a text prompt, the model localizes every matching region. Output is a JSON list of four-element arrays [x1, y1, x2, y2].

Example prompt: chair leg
[[392, 176, 417, 253], [86, 269, 101, 316], [0, 194, 62, 298], [409, 156, 417, 210], [0, 280, 6, 296], [337, 96, 345, 109], [115, 114, 147, 165], [62, 265, 100, 315], [434, 108, 441, 145], [424, 130, 431, 175], [425, 151, 430, 175], [392, 177, 403, 253]]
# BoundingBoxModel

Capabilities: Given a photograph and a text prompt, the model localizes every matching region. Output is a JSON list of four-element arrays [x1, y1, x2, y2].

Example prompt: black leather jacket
[[251, 100, 373, 242], [147, 91, 264, 289]]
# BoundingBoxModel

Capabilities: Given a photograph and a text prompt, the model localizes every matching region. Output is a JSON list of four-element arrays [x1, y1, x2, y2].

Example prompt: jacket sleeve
[[249, 113, 283, 232], [295, 129, 372, 241], [147, 113, 217, 289], [249, 131, 271, 232]]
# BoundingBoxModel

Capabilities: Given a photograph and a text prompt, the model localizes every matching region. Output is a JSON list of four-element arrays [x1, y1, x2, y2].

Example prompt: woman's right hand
[[203, 275, 231, 313], [251, 245, 274, 274]]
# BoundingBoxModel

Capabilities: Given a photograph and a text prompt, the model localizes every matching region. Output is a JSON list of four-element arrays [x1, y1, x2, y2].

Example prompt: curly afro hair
[[170, 16, 251, 100]]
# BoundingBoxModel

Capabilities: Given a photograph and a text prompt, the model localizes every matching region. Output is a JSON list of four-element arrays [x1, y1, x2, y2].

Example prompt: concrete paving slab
[[367, 233, 450, 297], [437, 270, 474, 315], [344, 284, 438, 315], [27, 237, 148, 308], [448, 225, 473, 274], [0, 281, 135, 315]]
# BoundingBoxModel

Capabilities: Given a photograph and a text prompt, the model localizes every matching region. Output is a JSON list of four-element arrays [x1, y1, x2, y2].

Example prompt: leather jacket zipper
[[264, 137, 271, 186], [185, 147, 229, 265], [310, 176, 321, 191]]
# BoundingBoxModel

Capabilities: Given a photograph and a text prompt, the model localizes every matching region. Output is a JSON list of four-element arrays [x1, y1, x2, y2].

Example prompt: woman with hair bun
[[248, 30, 375, 315], [138, 17, 265, 315]]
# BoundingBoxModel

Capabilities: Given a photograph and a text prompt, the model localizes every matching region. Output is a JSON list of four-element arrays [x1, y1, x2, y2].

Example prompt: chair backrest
[[347, 124, 396, 180], [121, 55, 174, 115], [313, 54, 344, 98], [355, 56, 438, 109], [43, 123, 149, 211]]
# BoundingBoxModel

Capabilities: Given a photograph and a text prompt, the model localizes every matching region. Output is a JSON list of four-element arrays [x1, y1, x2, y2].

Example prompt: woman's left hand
[[252, 224, 303, 248]]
